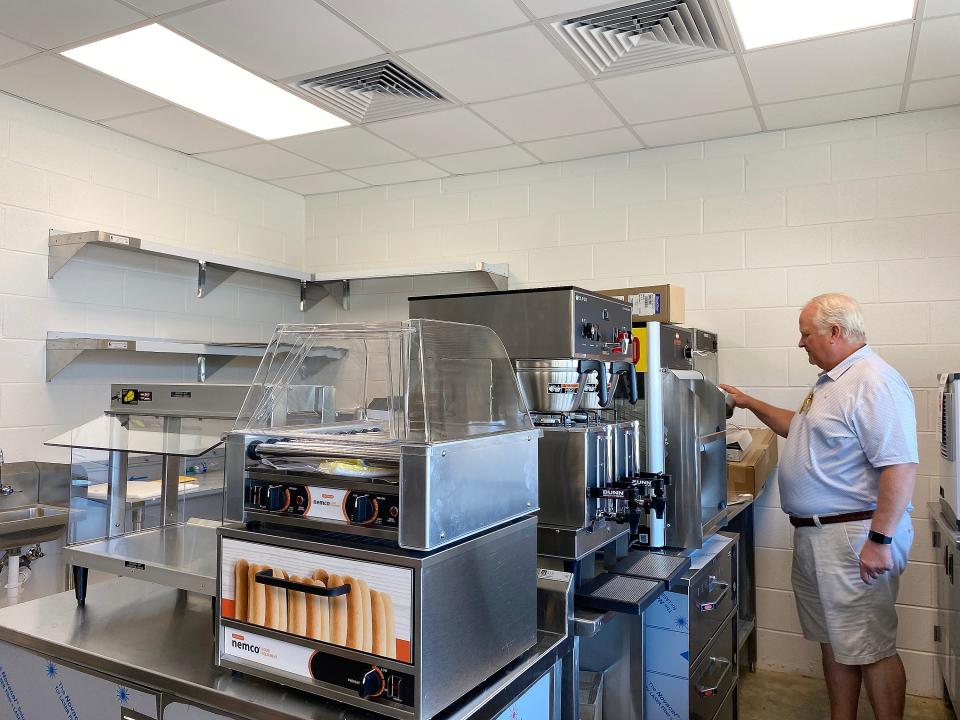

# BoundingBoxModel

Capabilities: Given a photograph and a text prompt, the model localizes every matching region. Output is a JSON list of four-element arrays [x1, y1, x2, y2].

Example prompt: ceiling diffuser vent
[[553, 0, 733, 76], [292, 60, 449, 124]]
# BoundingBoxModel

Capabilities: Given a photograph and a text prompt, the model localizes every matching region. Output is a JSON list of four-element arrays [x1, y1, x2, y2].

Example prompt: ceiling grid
[[0, 0, 951, 191]]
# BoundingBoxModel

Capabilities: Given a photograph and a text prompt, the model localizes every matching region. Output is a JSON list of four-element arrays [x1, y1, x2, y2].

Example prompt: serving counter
[[0, 577, 570, 720]]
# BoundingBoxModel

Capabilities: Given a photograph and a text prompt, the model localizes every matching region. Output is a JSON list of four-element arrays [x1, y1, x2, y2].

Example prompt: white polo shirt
[[779, 345, 919, 517]]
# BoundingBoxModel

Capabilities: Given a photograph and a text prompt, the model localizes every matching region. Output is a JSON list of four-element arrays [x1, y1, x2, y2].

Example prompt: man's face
[[798, 306, 834, 370]]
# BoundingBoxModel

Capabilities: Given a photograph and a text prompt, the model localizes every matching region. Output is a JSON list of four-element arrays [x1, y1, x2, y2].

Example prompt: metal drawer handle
[[697, 581, 730, 612], [255, 569, 351, 597], [696, 656, 732, 697]]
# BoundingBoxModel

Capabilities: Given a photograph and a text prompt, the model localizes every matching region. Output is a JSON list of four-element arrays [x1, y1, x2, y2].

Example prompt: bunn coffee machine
[[410, 287, 691, 720]]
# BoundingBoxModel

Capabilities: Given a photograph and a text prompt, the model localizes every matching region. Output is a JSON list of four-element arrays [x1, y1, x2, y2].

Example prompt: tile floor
[[740, 669, 956, 719]]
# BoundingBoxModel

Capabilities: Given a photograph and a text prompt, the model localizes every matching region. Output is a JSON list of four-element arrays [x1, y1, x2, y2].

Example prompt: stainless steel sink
[[0, 505, 69, 549]]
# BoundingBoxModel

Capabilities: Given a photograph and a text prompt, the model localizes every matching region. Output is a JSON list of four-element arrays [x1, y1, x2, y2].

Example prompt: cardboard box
[[600, 284, 685, 323], [727, 428, 778, 496]]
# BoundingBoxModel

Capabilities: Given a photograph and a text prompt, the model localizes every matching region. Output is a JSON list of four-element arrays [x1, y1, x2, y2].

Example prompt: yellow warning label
[[121, 389, 138, 405]]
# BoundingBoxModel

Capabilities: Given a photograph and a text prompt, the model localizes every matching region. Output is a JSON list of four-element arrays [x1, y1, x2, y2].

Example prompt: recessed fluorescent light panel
[[727, 0, 915, 49], [63, 24, 349, 139]]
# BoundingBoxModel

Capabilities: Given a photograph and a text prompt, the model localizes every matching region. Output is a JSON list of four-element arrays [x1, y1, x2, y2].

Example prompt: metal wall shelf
[[45, 332, 267, 382], [48, 229, 510, 311]]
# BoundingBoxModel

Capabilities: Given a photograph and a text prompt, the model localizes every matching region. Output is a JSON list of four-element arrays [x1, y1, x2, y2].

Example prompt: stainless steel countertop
[[0, 577, 568, 720], [930, 501, 960, 549]]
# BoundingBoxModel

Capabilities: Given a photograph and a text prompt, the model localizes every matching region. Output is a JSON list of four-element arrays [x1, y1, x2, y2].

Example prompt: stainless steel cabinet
[[933, 505, 960, 707]]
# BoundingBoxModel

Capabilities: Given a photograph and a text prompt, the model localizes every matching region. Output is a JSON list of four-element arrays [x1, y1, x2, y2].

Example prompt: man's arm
[[859, 462, 917, 585], [719, 384, 795, 438]]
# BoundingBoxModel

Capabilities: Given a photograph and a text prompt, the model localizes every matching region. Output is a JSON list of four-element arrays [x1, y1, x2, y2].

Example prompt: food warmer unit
[[44, 383, 248, 601], [216, 320, 541, 720]]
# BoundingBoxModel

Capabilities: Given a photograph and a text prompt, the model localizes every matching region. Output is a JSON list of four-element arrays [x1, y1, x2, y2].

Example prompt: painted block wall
[[305, 105, 960, 698], [0, 91, 318, 464]]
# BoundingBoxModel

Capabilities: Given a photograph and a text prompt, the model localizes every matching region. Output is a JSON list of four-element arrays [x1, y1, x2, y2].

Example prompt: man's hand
[[859, 541, 894, 585], [719, 384, 750, 409], [717, 384, 795, 438]]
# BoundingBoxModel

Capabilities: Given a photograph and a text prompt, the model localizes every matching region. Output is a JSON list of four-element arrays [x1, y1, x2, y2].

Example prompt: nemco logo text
[[231, 638, 261, 654]]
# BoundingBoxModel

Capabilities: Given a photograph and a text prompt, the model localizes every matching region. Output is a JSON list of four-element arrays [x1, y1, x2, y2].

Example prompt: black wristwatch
[[868, 530, 893, 545]]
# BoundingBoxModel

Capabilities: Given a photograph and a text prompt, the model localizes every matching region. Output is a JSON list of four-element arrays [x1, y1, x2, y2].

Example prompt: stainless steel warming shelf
[[45, 384, 247, 602], [45, 332, 267, 382]]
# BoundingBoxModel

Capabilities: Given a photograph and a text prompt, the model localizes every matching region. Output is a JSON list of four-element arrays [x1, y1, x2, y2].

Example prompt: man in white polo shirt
[[721, 293, 918, 720]]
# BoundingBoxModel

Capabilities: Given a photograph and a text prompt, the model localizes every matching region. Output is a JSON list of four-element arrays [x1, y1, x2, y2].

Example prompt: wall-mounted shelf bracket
[[300, 280, 351, 313]]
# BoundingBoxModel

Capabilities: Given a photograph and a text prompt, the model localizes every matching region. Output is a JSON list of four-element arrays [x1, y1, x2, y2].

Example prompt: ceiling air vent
[[292, 60, 449, 124], [553, 0, 733, 76]]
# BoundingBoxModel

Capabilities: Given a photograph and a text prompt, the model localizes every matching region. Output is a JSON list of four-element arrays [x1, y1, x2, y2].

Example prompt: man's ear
[[830, 324, 842, 342]]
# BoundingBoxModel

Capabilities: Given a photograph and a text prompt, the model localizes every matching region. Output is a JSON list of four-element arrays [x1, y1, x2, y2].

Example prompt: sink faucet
[[0, 449, 16, 497]]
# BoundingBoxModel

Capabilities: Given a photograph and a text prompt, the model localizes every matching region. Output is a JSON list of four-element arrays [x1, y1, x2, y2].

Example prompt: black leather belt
[[789, 510, 874, 528]]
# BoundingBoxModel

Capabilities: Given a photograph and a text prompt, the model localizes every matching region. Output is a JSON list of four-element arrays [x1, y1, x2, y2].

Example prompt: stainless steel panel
[[712, 683, 737, 720], [0, 504, 69, 547], [662, 370, 700, 549], [537, 425, 612, 531], [536, 523, 629, 561], [685, 540, 737, 665], [578, 613, 644, 720], [419, 517, 539, 718], [108, 449, 129, 538], [0, 461, 40, 508], [400, 431, 540, 550], [689, 613, 736, 720], [64, 522, 218, 595], [409, 287, 631, 362], [108, 383, 248, 418]]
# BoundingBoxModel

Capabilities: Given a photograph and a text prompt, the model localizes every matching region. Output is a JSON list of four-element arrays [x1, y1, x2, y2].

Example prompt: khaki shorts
[[791, 512, 913, 665]]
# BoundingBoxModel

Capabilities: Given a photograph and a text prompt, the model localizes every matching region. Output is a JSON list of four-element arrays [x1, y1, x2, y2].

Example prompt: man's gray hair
[[806, 293, 867, 343]]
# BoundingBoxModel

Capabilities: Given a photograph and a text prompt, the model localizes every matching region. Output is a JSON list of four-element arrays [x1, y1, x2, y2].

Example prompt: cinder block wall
[[305, 105, 960, 697], [0, 91, 314, 463]]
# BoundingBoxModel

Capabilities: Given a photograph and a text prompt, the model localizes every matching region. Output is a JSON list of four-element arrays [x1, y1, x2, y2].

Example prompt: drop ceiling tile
[[123, 1, 209, 16], [276, 127, 414, 169], [401, 26, 582, 103], [104, 106, 258, 154], [744, 25, 913, 104], [0, 34, 38, 66], [907, 75, 960, 110], [272, 173, 367, 195], [344, 160, 447, 185], [0, 0, 145, 50], [761, 86, 902, 130], [367, 108, 510, 157], [524, 128, 642, 162], [913, 15, 960, 80], [471, 84, 622, 142], [430, 145, 540, 174], [322, 0, 529, 50], [596, 57, 751, 125], [195, 144, 327, 179], [164, 0, 381, 80], [518, 0, 621, 19], [635, 108, 761, 147], [0, 55, 166, 121], [924, 0, 960, 17]]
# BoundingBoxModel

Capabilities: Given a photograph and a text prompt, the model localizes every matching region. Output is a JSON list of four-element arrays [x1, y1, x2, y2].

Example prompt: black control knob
[[353, 494, 375, 523], [265, 484, 285, 512], [359, 668, 385, 699], [683, 345, 693, 359]]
